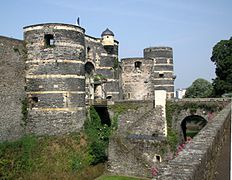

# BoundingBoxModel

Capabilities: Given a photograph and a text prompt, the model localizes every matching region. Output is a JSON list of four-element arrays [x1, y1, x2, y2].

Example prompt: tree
[[185, 78, 213, 98], [211, 37, 232, 96]]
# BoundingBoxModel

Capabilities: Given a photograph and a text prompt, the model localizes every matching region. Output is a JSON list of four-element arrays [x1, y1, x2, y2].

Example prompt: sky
[[0, 0, 231, 89]]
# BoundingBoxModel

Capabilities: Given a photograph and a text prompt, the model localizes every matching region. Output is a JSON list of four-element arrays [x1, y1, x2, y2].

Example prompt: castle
[[0, 23, 175, 141]]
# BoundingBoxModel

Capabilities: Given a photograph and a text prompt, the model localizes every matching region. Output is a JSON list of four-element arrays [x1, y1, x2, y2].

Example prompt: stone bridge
[[156, 101, 231, 180], [107, 98, 231, 180], [170, 98, 230, 142]]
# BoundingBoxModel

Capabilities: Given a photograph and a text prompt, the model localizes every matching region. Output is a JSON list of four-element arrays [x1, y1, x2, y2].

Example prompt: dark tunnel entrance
[[181, 115, 207, 141], [94, 106, 111, 126]]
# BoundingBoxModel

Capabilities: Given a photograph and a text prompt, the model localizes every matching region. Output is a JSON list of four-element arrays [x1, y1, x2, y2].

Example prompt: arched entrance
[[181, 115, 207, 141], [85, 61, 95, 75]]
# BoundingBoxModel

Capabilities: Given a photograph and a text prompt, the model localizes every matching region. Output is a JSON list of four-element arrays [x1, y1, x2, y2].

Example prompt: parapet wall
[[156, 103, 231, 180]]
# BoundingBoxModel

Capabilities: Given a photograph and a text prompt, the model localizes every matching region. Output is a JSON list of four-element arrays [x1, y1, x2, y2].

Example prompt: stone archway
[[180, 115, 207, 141], [85, 61, 95, 75]]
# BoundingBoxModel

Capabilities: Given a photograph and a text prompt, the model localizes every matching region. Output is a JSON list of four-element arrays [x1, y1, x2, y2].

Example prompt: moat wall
[[0, 36, 26, 141]]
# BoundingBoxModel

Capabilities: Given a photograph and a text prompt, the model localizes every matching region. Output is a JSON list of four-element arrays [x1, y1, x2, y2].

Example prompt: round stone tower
[[144, 47, 175, 99], [23, 23, 86, 135]]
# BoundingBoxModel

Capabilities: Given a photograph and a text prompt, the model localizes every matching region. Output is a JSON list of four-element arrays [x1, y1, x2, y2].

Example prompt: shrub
[[84, 106, 111, 165]]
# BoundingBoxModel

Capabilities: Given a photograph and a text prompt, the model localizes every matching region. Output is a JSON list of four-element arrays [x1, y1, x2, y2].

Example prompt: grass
[[97, 175, 147, 180], [0, 133, 105, 180], [0, 106, 120, 179]]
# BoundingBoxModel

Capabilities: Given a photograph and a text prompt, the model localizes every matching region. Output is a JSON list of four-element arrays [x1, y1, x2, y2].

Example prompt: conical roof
[[101, 28, 114, 37]]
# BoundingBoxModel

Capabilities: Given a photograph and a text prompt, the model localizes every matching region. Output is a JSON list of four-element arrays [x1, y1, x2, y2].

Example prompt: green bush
[[84, 106, 111, 165]]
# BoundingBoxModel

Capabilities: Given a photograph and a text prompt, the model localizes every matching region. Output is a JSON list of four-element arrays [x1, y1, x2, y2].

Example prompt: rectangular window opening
[[135, 61, 142, 69], [44, 34, 55, 47]]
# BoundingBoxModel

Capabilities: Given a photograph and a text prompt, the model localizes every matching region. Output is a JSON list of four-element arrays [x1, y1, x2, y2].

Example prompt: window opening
[[159, 72, 164, 78], [156, 155, 161, 162], [135, 61, 142, 69], [106, 95, 112, 100], [32, 96, 38, 103], [127, 93, 131, 99], [44, 34, 55, 47], [87, 47, 91, 53]]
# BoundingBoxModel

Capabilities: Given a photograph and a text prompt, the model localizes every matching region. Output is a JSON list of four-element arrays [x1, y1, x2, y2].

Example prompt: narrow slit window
[[44, 34, 55, 47], [128, 93, 131, 99]]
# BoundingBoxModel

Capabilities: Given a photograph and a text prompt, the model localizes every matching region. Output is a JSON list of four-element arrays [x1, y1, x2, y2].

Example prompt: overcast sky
[[1, 0, 231, 89]]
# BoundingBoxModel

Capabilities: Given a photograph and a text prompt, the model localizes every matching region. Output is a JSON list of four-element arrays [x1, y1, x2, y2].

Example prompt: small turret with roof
[[101, 28, 115, 46]]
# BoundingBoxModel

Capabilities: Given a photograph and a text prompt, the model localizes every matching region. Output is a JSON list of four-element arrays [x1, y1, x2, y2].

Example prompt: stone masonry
[[156, 103, 231, 180], [0, 22, 175, 140], [0, 36, 26, 141]]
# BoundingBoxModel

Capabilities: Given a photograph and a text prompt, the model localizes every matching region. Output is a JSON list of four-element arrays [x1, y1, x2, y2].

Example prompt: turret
[[101, 28, 115, 46]]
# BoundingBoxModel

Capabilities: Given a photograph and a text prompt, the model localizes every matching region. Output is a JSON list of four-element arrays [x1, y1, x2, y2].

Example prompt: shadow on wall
[[181, 115, 207, 141], [94, 107, 111, 126]]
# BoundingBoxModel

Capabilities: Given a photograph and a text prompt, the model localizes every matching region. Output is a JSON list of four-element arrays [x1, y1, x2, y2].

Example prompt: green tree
[[211, 37, 232, 96], [185, 78, 213, 98]]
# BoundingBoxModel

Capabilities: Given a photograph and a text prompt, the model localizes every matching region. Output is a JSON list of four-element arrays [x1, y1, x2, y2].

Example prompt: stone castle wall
[[108, 101, 168, 178], [85, 35, 120, 100], [0, 22, 175, 141], [24, 23, 86, 135], [121, 58, 153, 100], [0, 36, 26, 141], [121, 47, 175, 100]]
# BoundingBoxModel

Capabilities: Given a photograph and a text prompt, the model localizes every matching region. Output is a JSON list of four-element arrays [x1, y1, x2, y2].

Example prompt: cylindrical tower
[[24, 23, 86, 135], [144, 47, 175, 99]]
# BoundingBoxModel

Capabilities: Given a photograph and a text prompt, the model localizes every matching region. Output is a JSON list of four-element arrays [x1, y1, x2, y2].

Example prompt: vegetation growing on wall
[[166, 101, 179, 151], [165, 100, 225, 151], [108, 102, 141, 114], [84, 106, 110, 165], [94, 74, 107, 82], [84, 106, 119, 165], [21, 98, 28, 127]]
